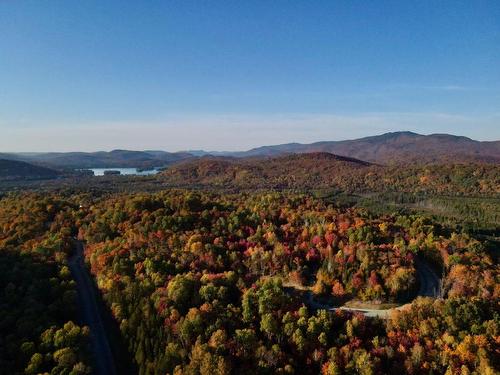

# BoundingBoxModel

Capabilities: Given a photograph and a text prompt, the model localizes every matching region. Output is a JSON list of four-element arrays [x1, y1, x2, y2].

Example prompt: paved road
[[68, 241, 117, 375], [415, 257, 441, 297], [291, 257, 441, 319]]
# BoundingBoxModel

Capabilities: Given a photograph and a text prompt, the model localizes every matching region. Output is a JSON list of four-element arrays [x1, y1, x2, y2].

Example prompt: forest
[[0, 189, 497, 374], [0, 195, 92, 374]]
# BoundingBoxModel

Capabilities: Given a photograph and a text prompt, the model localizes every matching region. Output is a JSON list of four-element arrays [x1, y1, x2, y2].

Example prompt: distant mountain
[[224, 132, 500, 164], [0, 159, 60, 179], [4, 150, 193, 169], [2, 132, 498, 168]]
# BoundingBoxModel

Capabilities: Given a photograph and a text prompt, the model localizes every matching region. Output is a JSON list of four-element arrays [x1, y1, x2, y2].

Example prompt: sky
[[0, 1, 499, 152]]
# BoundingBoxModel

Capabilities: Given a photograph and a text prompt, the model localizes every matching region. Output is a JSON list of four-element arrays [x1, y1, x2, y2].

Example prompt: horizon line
[[2, 130, 498, 154]]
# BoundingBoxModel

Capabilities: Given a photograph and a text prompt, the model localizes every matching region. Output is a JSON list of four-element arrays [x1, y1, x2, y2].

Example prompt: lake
[[83, 168, 161, 176]]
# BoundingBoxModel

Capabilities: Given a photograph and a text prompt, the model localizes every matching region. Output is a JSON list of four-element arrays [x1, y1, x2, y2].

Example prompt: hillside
[[231, 132, 500, 164], [161, 152, 500, 195], [161, 152, 358, 189], [162, 153, 371, 189], [0, 159, 60, 179]]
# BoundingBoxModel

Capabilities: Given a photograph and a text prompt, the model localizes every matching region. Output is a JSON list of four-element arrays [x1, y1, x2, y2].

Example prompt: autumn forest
[[0, 158, 498, 375]]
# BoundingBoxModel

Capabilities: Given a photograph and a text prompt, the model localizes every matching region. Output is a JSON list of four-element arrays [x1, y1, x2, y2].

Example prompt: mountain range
[[193, 131, 500, 164], [0, 150, 192, 169], [0, 132, 498, 171]]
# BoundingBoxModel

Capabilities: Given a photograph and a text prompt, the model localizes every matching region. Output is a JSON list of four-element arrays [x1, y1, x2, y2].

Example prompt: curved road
[[68, 241, 117, 375], [290, 257, 441, 318]]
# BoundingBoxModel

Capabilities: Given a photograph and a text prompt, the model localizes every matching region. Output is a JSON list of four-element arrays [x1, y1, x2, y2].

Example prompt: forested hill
[[161, 152, 371, 189], [160, 152, 500, 195], [0, 159, 60, 179], [229, 132, 500, 164]]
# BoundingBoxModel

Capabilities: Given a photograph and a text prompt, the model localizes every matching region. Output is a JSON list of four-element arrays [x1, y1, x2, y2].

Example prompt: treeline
[[75, 191, 498, 374], [0, 194, 92, 374], [343, 192, 500, 234]]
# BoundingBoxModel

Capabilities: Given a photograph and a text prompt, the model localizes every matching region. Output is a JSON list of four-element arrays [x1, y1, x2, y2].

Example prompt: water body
[[83, 168, 161, 176]]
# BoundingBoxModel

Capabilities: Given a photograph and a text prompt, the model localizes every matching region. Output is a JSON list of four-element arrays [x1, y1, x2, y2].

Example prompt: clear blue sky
[[0, 1, 499, 151]]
